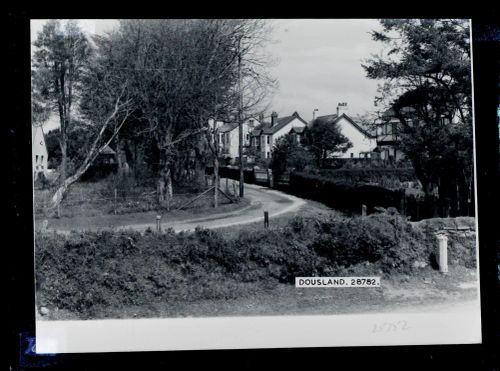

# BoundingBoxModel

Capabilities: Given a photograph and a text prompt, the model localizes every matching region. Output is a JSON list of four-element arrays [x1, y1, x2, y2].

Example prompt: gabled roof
[[218, 122, 239, 133], [32, 125, 46, 143], [289, 126, 305, 134], [314, 113, 339, 125], [100, 145, 116, 155], [252, 112, 308, 136], [314, 113, 375, 138]]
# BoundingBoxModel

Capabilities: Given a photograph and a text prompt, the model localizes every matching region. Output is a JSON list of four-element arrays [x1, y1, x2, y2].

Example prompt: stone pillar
[[436, 233, 448, 274]]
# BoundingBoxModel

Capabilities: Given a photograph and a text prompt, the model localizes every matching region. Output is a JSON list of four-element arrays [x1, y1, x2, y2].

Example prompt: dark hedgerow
[[310, 214, 430, 272], [35, 214, 476, 317]]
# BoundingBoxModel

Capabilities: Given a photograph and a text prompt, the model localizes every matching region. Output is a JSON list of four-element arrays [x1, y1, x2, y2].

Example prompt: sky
[[31, 19, 384, 130]]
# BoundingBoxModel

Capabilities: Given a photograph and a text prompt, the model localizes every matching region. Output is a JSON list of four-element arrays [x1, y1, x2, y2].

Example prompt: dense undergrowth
[[35, 213, 476, 317]]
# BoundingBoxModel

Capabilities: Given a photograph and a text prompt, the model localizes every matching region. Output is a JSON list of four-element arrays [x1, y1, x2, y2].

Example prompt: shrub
[[35, 213, 475, 317], [288, 171, 405, 214], [309, 214, 430, 272]]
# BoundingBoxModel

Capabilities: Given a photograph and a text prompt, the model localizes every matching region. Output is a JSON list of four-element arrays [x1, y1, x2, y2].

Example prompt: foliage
[[311, 214, 427, 272], [44, 123, 94, 169], [362, 19, 473, 216], [270, 134, 315, 181], [35, 213, 476, 316], [94, 20, 277, 204], [314, 168, 419, 189], [32, 20, 92, 181], [288, 171, 405, 214], [303, 119, 352, 167]]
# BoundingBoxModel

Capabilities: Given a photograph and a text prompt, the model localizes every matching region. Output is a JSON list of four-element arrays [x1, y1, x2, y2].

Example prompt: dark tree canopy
[[270, 134, 314, 180], [363, 19, 473, 216], [303, 119, 352, 168]]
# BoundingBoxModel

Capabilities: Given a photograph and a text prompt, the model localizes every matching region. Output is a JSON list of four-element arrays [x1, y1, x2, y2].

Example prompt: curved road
[[119, 181, 307, 232], [48, 180, 308, 234]]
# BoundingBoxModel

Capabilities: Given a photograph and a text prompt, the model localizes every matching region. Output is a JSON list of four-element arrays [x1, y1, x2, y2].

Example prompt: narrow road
[[48, 180, 307, 234]]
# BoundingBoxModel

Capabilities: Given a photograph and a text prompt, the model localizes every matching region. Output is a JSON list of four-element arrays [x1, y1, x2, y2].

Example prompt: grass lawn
[[37, 197, 251, 231], [35, 179, 248, 231]]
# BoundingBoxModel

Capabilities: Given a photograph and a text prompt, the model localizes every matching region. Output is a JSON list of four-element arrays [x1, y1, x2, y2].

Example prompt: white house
[[250, 111, 308, 159], [32, 125, 48, 179], [314, 109, 377, 159], [208, 117, 260, 162]]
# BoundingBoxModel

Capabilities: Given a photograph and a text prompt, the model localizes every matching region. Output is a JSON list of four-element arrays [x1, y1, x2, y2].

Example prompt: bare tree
[[48, 66, 134, 212], [32, 20, 92, 183]]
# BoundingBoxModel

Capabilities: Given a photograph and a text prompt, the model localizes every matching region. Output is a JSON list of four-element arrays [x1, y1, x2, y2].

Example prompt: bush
[[35, 213, 475, 317], [288, 171, 405, 214], [311, 214, 429, 272]]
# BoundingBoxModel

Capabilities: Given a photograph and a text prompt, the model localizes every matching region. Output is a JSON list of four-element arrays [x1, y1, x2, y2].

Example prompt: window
[[267, 151, 270, 158], [266, 135, 270, 145], [35, 155, 39, 163], [350, 153, 354, 158], [41, 155, 44, 163], [246, 134, 250, 142], [249, 119, 254, 127]]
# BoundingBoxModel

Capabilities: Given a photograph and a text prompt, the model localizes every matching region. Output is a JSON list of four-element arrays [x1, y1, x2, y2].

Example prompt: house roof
[[32, 125, 46, 142], [252, 112, 308, 136], [100, 145, 116, 155], [381, 107, 415, 120], [218, 122, 239, 133], [289, 126, 305, 134], [314, 113, 376, 138]]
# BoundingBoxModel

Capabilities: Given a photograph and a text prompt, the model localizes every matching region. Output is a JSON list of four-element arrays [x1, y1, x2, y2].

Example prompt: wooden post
[[156, 214, 161, 233], [225, 177, 229, 193], [436, 233, 448, 274], [268, 169, 274, 188], [361, 204, 367, 217], [264, 211, 269, 228], [114, 188, 117, 215]]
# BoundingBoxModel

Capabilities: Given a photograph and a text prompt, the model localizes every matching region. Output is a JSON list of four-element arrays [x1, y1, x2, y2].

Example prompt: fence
[[218, 166, 273, 187], [34, 181, 237, 218], [215, 166, 473, 221]]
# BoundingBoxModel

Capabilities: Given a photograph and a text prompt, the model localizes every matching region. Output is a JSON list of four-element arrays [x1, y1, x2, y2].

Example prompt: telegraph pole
[[238, 36, 244, 198]]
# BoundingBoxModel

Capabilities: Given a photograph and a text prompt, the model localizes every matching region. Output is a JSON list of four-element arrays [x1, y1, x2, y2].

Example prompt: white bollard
[[156, 214, 162, 233], [436, 233, 448, 274]]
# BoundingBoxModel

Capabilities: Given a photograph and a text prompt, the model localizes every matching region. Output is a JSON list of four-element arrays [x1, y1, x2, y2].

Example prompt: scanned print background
[[31, 19, 480, 351]]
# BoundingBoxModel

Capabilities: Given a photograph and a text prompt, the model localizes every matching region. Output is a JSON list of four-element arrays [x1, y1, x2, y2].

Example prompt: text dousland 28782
[[295, 277, 381, 288]]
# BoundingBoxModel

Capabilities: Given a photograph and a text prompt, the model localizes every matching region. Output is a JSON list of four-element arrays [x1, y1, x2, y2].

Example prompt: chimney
[[271, 111, 278, 126], [337, 102, 348, 116]]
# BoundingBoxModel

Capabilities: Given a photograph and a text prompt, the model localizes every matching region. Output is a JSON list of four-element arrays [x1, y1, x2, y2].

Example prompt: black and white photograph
[[30, 18, 482, 352]]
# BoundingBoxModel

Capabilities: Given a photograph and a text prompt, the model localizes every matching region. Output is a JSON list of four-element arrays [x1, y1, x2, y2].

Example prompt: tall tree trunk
[[116, 133, 123, 177], [157, 159, 173, 211], [214, 156, 219, 208], [60, 137, 67, 183], [166, 167, 173, 210], [50, 148, 98, 213]]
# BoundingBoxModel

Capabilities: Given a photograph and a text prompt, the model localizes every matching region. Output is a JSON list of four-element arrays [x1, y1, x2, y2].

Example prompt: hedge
[[35, 213, 477, 318], [287, 171, 405, 214], [218, 166, 256, 184]]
